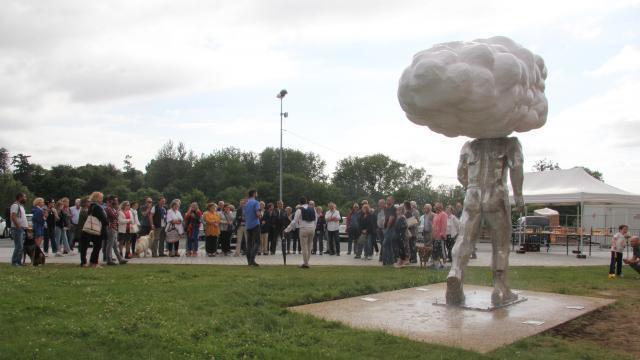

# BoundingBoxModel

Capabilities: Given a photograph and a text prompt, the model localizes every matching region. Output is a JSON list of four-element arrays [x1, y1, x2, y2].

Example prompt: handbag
[[406, 216, 418, 228], [82, 215, 101, 236], [165, 223, 185, 243]]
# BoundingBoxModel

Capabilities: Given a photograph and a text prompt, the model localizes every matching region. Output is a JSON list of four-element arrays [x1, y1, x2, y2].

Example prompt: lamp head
[[277, 89, 288, 99]]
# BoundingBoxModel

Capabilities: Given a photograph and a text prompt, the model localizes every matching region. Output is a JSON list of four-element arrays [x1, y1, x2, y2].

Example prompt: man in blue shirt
[[243, 190, 261, 266]]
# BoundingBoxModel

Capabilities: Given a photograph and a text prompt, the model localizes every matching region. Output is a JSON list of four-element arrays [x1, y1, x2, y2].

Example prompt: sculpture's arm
[[457, 141, 470, 188], [508, 138, 525, 211]]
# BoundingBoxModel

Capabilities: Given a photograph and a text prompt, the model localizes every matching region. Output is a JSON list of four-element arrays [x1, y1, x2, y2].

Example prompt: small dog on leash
[[416, 244, 433, 269], [135, 230, 154, 257]]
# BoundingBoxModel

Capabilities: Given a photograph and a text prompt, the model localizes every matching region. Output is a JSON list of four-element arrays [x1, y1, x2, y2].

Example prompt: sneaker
[[608, 274, 616, 279], [118, 259, 128, 265], [106, 261, 117, 266], [55, 253, 64, 257]]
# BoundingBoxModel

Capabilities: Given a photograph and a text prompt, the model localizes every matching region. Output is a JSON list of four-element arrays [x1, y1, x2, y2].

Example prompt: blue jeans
[[382, 229, 395, 265], [55, 227, 71, 253], [187, 231, 199, 252], [365, 233, 376, 257], [11, 228, 25, 265]]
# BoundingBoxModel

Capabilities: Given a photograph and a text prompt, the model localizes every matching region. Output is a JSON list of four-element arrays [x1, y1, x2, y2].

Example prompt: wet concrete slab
[[289, 283, 614, 353]]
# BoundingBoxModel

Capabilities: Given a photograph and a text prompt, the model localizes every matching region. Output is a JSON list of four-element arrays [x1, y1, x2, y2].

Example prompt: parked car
[[0, 216, 6, 238], [0, 214, 33, 237], [339, 216, 348, 240]]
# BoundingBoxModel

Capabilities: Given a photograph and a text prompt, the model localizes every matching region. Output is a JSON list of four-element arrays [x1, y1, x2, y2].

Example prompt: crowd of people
[[8, 190, 640, 274], [7, 190, 469, 269]]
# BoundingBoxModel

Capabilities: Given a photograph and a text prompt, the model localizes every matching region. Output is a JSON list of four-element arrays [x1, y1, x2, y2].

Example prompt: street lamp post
[[277, 89, 288, 203]]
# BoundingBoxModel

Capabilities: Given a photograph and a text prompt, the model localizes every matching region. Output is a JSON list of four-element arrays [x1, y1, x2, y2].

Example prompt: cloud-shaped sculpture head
[[398, 36, 548, 139]]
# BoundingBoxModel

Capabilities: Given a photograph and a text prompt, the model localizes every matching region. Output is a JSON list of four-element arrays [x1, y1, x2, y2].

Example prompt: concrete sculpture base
[[289, 283, 613, 353], [433, 294, 527, 312]]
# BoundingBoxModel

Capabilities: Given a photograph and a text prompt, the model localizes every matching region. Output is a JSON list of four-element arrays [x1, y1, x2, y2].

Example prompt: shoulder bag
[[82, 214, 102, 236]]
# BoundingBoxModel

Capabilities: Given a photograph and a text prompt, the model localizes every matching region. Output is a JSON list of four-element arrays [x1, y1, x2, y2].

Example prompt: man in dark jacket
[[270, 200, 287, 255], [150, 197, 167, 257]]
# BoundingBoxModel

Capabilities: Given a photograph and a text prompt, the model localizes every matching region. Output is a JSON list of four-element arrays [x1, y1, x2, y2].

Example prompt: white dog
[[135, 230, 154, 257]]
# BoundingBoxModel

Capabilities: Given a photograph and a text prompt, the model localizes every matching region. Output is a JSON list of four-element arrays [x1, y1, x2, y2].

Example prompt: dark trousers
[[281, 232, 290, 254], [609, 251, 623, 275], [290, 229, 300, 253], [328, 230, 339, 255], [312, 230, 324, 254], [205, 235, 218, 254], [130, 234, 137, 256], [139, 225, 151, 236], [43, 227, 57, 253], [268, 229, 279, 254], [220, 230, 232, 253], [347, 229, 358, 254], [409, 235, 417, 263], [445, 235, 456, 262], [83, 234, 102, 265], [246, 226, 260, 265], [168, 241, 180, 253]]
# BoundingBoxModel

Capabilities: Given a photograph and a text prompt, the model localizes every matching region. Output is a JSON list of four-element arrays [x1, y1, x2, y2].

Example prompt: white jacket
[[118, 209, 137, 234], [447, 214, 461, 238]]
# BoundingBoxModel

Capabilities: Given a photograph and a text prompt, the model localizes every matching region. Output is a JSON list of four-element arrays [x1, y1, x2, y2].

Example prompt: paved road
[[0, 239, 615, 267]]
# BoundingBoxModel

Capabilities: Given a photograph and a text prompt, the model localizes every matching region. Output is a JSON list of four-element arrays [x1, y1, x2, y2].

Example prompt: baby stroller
[[23, 229, 46, 266]]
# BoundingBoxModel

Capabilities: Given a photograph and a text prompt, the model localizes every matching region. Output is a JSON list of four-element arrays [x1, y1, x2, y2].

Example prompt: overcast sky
[[1, 0, 639, 192]]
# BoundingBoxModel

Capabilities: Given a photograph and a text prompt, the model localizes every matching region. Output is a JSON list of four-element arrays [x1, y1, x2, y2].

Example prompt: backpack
[[301, 207, 316, 222]]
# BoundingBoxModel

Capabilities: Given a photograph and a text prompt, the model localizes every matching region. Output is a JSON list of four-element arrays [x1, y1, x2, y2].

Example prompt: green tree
[[258, 147, 327, 182], [189, 148, 255, 199], [0, 148, 9, 174], [215, 186, 248, 205], [145, 141, 194, 193], [532, 158, 560, 172], [332, 154, 430, 201], [582, 167, 604, 182], [182, 189, 208, 211], [0, 174, 32, 211], [130, 187, 163, 204]]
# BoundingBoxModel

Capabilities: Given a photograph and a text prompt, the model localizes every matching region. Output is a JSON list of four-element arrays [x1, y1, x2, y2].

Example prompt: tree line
[[0, 143, 465, 213]]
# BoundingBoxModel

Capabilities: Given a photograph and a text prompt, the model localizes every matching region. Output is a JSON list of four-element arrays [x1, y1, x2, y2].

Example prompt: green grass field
[[0, 264, 637, 359]]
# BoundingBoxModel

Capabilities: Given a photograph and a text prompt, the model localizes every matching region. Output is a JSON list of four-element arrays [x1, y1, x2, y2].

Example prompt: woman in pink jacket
[[432, 203, 448, 269]]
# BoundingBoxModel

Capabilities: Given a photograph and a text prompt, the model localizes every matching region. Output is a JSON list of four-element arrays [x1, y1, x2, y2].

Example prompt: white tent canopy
[[510, 167, 640, 206], [533, 207, 559, 216]]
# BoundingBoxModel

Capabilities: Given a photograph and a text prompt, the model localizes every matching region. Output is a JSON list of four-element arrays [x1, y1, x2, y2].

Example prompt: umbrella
[[282, 231, 287, 265]]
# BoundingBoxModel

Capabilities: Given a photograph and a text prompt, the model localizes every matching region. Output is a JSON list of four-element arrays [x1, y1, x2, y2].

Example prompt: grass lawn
[[0, 264, 638, 359]]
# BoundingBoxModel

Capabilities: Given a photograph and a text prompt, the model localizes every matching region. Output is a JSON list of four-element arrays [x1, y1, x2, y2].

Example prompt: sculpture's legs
[[446, 198, 481, 305], [486, 208, 517, 306]]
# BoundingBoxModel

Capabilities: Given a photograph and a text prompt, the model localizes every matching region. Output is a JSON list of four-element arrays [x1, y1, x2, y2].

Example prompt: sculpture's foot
[[502, 289, 518, 303], [491, 288, 503, 306], [446, 276, 465, 305]]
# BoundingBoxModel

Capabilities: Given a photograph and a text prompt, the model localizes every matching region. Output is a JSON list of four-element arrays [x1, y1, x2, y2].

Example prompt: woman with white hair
[[165, 199, 184, 257]]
